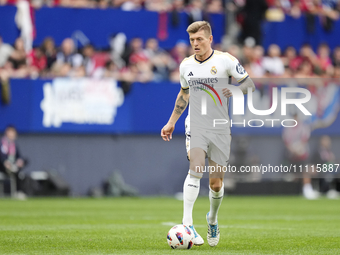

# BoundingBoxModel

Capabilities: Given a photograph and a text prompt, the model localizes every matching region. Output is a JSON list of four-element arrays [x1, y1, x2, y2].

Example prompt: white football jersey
[[180, 50, 249, 134]]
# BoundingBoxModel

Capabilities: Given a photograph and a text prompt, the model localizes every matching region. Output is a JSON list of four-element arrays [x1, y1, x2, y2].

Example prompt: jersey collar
[[194, 50, 214, 64]]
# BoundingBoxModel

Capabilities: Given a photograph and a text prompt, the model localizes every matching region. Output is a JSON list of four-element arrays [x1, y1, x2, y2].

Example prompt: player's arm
[[161, 87, 189, 141], [222, 57, 255, 97], [238, 77, 255, 94], [222, 77, 255, 97]]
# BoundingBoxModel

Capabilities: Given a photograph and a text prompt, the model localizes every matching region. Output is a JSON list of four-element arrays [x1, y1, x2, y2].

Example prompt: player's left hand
[[222, 88, 232, 98]]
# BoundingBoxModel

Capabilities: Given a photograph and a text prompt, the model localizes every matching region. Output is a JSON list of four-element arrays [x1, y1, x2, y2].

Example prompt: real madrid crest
[[211, 66, 217, 75]]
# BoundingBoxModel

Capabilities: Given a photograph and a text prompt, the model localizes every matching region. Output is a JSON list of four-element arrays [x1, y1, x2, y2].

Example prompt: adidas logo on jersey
[[188, 72, 194, 76]]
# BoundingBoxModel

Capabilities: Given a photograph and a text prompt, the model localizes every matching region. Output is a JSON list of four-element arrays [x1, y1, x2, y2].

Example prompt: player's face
[[189, 30, 212, 58]]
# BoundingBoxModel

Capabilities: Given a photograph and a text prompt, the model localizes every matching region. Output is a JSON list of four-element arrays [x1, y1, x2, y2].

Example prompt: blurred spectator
[[28, 47, 47, 77], [128, 38, 148, 65], [144, 38, 161, 59], [322, 0, 338, 10], [0, 37, 30, 79], [121, 0, 144, 11], [320, 0, 340, 32], [171, 40, 189, 66], [120, 61, 153, 83], [31, 0, 46, 8], [240, 44, 254, 65], [282, 46, 297, 70], [278, 0, 293, 13], [282, 114, 318, 199], [145, 0, 171, 12], [241, 0, 268, 44], [212, 43, 223, 51], [111, 0, 126, 8], [315, 43, 332, 74], [51, 62, 71, 77], [226, 44, 242, 63], [332, 46, 340, 67], [53, 38, 85, 77], [0, 36, 14, 68], [207, 0, 224, 13], [82, 44, 97, 77], [300, 0, 321, 15], [299, 0, 340, 33], [333, 66, 340, 78], [290, 0, 302, 18], [294, 60, 319, 78], [312, 135, 339, 199], [98, 60, 121, 79], [90, 58, 120, 79], [281, 46, 298, 77], [144, 38, 176, 81], [170, 0, 185, 27], [246, 45, 265, 78], [8, 37, 27, 70], [41, 37, 57, 70], [290, 44, 318, 72], [97, 0, 109, 8], [262, 44, 285, 76], [0, 125, 27, 199], [187, 0, 209, 24], [169, 67, 180, 83], [56, 38, 83, 68], [59, 0, 90, 8]]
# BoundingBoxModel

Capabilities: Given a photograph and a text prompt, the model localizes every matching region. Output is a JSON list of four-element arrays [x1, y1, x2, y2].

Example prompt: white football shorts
[[185, 117, 231, 166]]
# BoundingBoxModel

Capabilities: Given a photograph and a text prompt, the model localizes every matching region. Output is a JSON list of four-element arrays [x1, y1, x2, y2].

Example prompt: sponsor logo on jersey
[[195, 82, 223, 106], [188, 72, 194, 76], [188, 78, 218, 86], [236, 63, 246, 74], [210, 66, 217, 75]]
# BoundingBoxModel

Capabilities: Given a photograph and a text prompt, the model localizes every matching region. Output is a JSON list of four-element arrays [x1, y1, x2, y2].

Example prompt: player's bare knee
[[209, 179, 223, 192], [189, 159, 205, 173], [210, 183, 222, 192]]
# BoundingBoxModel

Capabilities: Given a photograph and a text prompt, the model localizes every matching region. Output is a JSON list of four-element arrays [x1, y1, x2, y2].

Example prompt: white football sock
[[208, 183, 224, 225], [182, 170, 202, 226]]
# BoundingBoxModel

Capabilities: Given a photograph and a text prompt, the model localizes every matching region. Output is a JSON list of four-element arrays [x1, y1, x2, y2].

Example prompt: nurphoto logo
[[190, 78, 313, 128]]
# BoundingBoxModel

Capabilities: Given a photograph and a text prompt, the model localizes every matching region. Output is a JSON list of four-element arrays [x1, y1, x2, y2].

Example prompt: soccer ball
[[167, 224, 194, 249]]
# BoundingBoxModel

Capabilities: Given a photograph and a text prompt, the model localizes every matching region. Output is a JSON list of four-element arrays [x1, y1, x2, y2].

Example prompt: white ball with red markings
[[167, 224, 194, 249]]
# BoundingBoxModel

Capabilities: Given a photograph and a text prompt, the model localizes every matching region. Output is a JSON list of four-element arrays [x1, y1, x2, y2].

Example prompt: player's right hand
[[222, 88, 232, 98], [161, 123, 175, 141]]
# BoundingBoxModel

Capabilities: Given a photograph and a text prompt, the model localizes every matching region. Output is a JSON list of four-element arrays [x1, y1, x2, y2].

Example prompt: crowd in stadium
[[1, 35, 340, 84], [0, 0, 224, 11], [1, 0, 340, 83]]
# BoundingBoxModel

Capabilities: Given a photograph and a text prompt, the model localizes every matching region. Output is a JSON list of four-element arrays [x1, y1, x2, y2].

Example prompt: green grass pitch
[[0, 196, 339, 254]]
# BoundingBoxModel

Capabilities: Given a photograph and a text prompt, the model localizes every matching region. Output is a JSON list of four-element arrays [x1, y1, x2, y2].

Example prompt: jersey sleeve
[[226, 56, 249, 83], [179, 60, 189, 89]]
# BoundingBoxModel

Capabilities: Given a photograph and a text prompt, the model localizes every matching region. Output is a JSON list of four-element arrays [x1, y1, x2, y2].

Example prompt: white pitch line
[[161, 222, 293, 230], [161, 222, 179, 226]]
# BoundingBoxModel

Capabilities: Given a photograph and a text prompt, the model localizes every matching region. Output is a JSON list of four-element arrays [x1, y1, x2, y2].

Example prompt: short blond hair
[[186, 21, 212, 37]]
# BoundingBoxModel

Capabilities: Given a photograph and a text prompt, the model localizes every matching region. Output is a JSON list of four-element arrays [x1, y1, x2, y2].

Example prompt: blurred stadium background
[[0, 0, 340, 198]]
